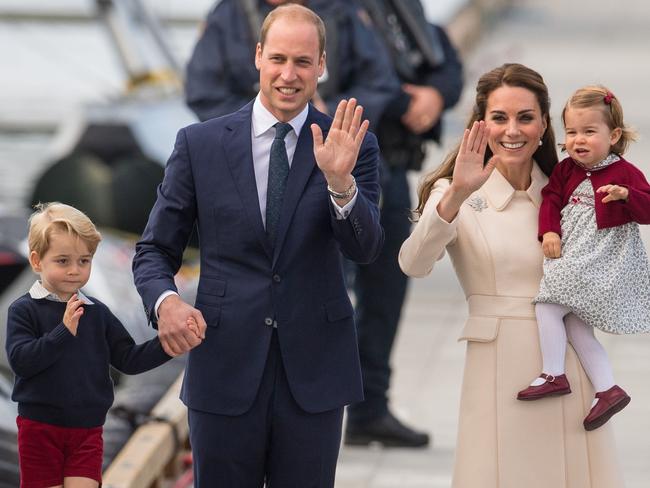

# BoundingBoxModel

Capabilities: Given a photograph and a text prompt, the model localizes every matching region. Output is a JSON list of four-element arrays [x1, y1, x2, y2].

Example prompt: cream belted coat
[[399, 163, 624, 488]]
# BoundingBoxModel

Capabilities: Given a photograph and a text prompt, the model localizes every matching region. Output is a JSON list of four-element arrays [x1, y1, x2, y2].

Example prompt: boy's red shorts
[[17, 416, 103, 487]]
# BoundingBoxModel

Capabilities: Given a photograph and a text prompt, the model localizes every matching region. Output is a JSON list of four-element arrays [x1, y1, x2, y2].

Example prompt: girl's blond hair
[[562, 85, 637, 155]]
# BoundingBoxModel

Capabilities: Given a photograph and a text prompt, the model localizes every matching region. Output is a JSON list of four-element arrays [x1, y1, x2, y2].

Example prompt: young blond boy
[[5, 203, 172, 488]]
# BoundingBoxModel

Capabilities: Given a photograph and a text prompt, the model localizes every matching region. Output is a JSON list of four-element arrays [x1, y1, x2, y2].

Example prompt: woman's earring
[[538, 139, 543, 146]]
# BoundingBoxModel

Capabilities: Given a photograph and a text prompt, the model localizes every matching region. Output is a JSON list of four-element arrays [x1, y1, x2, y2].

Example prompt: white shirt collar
[[29, 281, 94, 305], [252, 94, 308, 139]]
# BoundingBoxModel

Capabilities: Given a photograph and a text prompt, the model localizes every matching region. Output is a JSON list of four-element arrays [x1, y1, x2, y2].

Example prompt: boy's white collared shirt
[[29, 280, 94, 305]]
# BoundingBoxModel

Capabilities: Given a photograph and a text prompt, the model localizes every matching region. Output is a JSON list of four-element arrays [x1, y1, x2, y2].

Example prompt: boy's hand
[[63, 294, 84, 336], [157, 295, 206, 357], [597, 184, 628, 203], [542, 232, 562, 259], [186, 316, 201, 338]]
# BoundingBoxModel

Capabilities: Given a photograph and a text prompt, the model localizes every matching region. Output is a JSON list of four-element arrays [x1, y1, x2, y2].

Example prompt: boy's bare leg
[[63, 477, 99, 488]]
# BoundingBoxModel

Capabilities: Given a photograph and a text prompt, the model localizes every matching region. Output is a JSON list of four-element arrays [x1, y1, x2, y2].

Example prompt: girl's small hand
[[542, 232, 562, 259], [597, 184, 628, 203], [63, 294, 84, 336]]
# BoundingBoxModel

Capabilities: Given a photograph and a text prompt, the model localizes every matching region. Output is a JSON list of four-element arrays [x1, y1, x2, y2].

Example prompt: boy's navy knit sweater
[[5, 293, 171, 428]]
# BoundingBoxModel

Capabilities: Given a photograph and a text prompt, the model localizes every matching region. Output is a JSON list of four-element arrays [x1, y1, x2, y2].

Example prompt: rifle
[[391, 0, 445, 70], [359, 0, 445, 83], [238, 0, 263, 42]]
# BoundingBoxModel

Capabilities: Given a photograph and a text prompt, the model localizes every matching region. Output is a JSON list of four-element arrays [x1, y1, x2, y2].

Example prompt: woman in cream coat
[[399, 64, 624, 487]]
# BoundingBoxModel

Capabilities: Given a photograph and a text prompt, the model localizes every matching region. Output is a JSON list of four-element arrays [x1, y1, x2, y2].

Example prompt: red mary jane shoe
[[583, 385, 631, 431], [517, 373, 571, 401]]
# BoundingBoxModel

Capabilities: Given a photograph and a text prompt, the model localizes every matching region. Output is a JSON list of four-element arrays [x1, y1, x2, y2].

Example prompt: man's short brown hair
[[259, 3, 326, 57]]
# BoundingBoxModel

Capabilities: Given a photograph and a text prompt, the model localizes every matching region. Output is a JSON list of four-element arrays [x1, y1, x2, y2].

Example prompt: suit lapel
[[272, 108, 322, 265], [224, 103, 273, 259]]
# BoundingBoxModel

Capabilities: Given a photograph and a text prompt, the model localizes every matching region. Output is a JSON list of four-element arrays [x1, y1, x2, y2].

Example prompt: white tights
[[535, 302, 615, 392]]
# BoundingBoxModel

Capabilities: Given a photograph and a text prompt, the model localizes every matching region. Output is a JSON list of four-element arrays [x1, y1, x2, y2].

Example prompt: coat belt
[[467, 294, 536, 319]]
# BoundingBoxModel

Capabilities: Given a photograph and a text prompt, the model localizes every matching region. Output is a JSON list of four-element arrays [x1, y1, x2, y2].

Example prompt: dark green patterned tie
[[265, 122, 292, 245]]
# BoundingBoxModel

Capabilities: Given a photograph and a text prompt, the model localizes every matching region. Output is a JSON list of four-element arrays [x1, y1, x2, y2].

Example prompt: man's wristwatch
[[327, 176, 356, 200]]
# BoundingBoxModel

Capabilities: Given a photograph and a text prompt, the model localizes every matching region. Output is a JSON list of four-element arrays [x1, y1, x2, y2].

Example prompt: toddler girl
[[517, 86, 650, 431]]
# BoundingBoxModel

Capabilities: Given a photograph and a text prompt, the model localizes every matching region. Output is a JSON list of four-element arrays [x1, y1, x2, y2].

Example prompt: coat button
[[264, 317, 273, 326], [273, 274, 281, 283], [586, 171, 591, 176]]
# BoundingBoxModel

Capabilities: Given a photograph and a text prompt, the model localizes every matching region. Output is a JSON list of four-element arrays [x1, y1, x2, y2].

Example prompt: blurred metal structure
[[29, 0, 196, 236], [0, 211, 30, 485], [102, 373, 191, 487], [97, 0, 183, 82]]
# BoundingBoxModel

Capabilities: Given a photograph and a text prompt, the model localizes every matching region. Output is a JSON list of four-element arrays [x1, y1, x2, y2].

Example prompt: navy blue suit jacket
[[133, 102, 383, 415]]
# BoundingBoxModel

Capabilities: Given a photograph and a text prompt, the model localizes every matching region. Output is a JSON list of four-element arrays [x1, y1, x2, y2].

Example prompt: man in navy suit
[[132, 4, 383, 486]]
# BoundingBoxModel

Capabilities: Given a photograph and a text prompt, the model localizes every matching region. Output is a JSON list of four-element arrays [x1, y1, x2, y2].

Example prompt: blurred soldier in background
[[344, 0, 463, 448], [185, 0, 399, 126]]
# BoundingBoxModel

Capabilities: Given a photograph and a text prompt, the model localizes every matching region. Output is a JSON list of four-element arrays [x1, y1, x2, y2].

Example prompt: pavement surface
[[336, 0, 650, 486]]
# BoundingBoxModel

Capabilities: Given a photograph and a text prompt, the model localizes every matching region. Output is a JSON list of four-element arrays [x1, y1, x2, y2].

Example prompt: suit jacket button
[[273, 274, 281, 283], [264, 317, 274, 326]]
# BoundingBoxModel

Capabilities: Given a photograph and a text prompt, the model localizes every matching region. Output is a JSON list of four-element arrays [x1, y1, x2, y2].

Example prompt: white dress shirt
[[251, 95, 357, 224]]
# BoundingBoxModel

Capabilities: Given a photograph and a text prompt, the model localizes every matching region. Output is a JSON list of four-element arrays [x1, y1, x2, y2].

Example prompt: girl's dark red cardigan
[[538, 156, 650, 240]]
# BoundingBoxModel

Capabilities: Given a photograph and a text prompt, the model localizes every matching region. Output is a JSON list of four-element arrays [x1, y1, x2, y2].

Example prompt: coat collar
[[481, 161, 547, 211]]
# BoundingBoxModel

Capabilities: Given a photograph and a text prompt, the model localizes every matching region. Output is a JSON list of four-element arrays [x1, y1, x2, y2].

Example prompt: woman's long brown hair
[[414, 63, 559, 217]]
